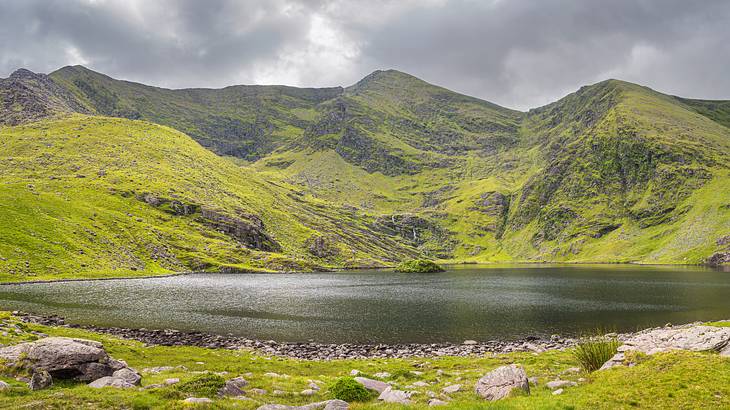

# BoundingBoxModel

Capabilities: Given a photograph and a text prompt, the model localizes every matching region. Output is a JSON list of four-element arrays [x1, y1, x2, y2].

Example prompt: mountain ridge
[[1, 66, 728, 279]]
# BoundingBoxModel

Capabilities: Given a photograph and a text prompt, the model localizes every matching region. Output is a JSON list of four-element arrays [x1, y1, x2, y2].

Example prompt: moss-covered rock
[[394, 259, 445, 273]]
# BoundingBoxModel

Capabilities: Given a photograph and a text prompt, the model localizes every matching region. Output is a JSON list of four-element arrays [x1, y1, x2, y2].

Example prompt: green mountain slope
[[1, 67, 729, 279], [0, 113, 423, 281]]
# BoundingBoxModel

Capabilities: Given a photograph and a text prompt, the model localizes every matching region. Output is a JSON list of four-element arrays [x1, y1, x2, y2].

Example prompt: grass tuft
[[572, 333, 621, 372]]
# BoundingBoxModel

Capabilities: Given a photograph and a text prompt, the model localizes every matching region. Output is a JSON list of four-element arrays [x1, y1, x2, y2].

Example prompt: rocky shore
[[18, 312, 577, 360]]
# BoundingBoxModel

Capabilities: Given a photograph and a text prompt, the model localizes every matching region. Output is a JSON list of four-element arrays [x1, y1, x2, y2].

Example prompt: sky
[[1, 0, 729, 110]]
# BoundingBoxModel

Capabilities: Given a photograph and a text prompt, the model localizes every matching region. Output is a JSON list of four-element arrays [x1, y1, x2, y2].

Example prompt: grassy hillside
[[1, 67, 728, 279], [0, 115, 421, 281]]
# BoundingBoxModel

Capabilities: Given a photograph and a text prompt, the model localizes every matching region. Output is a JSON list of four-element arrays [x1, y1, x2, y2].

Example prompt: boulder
[[428, 398, 449, 406], [88, 376, 134, 388], [113, 368, 142, 385], [552, 388, 564, 395], [546, 380, 576, 390], [183, 397, 213, 404], [77, 362, 114, 381], [0, 381, 9, 390], [354, 376, 389, 393], [0, 337, 136, 384], [218, 376, 248, 396], [378, 387, 412, 405], [256, 400, 347, 410], [475, 364, 530, 401], [442, 384, 461, 394], [29, 370, 52, 390], [601, 325, 730, 369]]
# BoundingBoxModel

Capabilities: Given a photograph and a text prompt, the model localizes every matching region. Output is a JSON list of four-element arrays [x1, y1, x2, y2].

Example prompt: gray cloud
[[2, 0, 729, 110]]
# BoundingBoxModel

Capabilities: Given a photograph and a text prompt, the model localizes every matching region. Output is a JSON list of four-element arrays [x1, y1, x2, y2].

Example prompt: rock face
[[601, 324, 730, 369], [0, 336, 140, 387], [201, 208, 281, 252], [475, 364, 530, 401]]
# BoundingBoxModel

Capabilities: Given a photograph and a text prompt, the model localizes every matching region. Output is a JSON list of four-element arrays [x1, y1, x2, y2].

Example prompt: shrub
[[329, 377, 374, 402], [394, 259, 445, 273], [160, 374, 226, 399], [572, 334, 621, 372]]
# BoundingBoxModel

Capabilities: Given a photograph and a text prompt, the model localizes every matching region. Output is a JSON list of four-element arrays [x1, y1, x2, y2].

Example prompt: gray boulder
[[0, 337, 106, 373], [377, 387, 412, 405], [88, 376, 134, 388], [256, 400, 347, 410], [183, 397, 213, 404], [77, 362, 114, 382], [218, 376, 248, 397], [546, 380, 576, 390], [475, 364, 530, 401], [113, 368, 141, 385], [0, 381, 9, 390], [354, 376, 389, 393], [29, 370, 52, 390]]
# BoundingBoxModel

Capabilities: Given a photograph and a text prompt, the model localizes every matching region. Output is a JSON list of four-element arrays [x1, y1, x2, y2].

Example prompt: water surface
[[0, 264, 728, 343]]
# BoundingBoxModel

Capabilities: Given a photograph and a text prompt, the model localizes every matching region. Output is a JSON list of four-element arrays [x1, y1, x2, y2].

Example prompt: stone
[[184, 397, 213, 404], [462, 340, 478, 345], [428, 398, 448, 406], [601, 325, 730, 369], [219, 377, 248, 396], [354, 377, 390, 393], [0, 337, 106, 375], [373, 372, 391, 378], [77, 362, 114, 382], [378, 387, 412, 405], [165, 378, 180, 385], [475, 364, 530, 401], [301, 389, 316, 396], [323, 400, 349, 410], [113, 368, 141, 385], [528, 377, 539, 386], [349, 369, 360, 376], [0, 381, 9, 390], [562, 367, 581, 374], [308, 381, 320, 390], [29, 370, 52, 390], [546, 380, 576, 390], [553, 388, 564, 395], [250, 388, 268, 395], [412, 381, 429, 387], [442, 384, 461, 394], [88, 376, 134, 388]]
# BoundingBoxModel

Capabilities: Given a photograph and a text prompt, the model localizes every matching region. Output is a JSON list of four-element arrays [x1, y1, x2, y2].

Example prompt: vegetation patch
[[394, 259, 445, 273], [328, 376, 374, 402]]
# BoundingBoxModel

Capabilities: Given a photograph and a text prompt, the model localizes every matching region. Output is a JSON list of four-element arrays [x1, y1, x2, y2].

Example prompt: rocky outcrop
[[601, 324, 730, 369], [201, 208, 281, 252], [377, 386, 412, 405], [475, 364, 530, 401], [0, 336, 140, 389], [354, 376, 390, 393], [0, 68, 89, 125], [305, 235, 340, 259]]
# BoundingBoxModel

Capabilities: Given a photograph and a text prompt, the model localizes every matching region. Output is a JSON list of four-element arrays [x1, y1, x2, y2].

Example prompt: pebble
[[553, 388, 564, 395]]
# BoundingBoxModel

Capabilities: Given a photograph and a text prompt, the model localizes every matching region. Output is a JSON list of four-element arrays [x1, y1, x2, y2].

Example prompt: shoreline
[[18, 312, 577, 360], [0, 260, 724, 286]]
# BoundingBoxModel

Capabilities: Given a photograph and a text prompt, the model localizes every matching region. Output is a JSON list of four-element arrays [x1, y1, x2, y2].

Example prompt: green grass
[[572, 336, 621, 372], [0, 312, 729, 409]]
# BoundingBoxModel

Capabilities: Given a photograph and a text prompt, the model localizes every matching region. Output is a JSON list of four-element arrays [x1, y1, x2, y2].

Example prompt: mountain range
[[1, 66, 728, 280]]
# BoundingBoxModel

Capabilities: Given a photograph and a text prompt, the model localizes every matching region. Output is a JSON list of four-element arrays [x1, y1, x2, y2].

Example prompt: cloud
[[2, 0, 730, 110]]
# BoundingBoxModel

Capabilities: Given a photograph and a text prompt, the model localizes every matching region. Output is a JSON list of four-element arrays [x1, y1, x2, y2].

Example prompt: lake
[[0, 264, 728, 344]]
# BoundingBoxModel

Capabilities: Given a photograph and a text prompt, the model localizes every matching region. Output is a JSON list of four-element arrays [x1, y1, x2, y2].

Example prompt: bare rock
[[429, 398, 449, 406], [88, 376, 134, 388], [218, 376, 248, 397], [442, 383, 461, 394], [601, 324, 730, 369], [113, 368, 141, 385], [475, 364, 530, 401], [184, 397, 213, 404], [378, 387, 412, 404], [546, 380, 576, 390], [354, 376, 390, 393]]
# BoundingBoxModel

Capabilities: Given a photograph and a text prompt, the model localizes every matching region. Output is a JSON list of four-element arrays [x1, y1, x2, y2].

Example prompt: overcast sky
[[2, 0, 729, 110]]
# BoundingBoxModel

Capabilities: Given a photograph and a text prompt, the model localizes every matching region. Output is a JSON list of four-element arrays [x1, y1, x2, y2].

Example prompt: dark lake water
[[0, 264, 728, 343]]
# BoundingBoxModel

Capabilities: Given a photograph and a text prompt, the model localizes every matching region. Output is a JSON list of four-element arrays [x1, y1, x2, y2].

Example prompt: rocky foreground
[[18, 312, 577, 360]]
